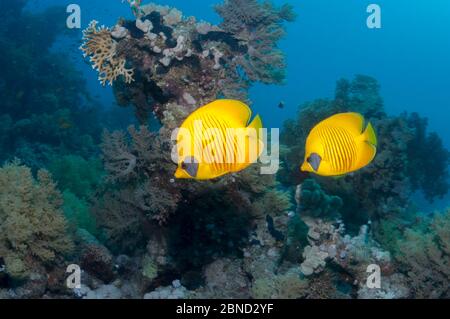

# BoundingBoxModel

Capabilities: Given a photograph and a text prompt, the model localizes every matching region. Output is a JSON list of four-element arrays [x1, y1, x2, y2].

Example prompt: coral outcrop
[[82, 1, 294, 122]]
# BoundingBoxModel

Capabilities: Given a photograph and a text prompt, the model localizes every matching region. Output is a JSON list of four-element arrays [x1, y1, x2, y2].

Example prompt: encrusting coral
[[0, 162, 73, 281], [81, 20, 134, 86]]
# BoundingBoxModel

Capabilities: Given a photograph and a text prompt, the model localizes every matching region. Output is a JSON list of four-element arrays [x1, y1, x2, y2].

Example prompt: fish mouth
[[307, 153, 322, 172]]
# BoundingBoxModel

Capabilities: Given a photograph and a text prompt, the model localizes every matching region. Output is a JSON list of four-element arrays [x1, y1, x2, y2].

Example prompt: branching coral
[[81, 20, 134, 86], [0, 162, 73, 280], [98, 125, 179, 226], [406, 113, 450, 201], [215, 0, 296, 83]]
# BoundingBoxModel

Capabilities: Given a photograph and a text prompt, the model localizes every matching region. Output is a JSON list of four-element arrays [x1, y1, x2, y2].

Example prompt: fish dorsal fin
[[198, 99, 252, 126], [322, 112, 365, 136]]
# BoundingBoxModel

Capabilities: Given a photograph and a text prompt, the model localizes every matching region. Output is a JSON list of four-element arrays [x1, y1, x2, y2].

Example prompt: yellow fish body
[[175, 99, 263, 180], [301, 112, 377, 177]]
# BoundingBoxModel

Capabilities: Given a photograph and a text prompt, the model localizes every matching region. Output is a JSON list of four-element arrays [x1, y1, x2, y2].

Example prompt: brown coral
[[80, 20, 134, 86], [0, 162, 73, 280], [396, 209, 450, 298]]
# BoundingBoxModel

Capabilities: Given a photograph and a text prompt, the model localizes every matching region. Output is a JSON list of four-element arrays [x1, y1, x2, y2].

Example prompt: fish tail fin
[[363, 121, 377, 147], [247, 114, 263, 140], [248, 115, 264, 157], [357, 122, 377, 169]]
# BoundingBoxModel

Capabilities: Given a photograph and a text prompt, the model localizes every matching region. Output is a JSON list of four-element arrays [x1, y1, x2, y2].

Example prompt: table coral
[[0, 162, 73, 281]]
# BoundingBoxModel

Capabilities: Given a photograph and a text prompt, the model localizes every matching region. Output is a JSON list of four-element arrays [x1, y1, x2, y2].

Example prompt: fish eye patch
[[182, 156, 200, 178], [307, 153, 322, 172]]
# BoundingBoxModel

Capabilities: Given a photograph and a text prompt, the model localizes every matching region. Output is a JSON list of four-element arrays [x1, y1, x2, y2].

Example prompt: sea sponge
[[80, 20, 134, 86], [0, 162, 73, 280]]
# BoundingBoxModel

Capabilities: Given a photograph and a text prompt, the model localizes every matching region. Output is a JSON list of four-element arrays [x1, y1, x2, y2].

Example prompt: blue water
[[28, 0, 450, 150]]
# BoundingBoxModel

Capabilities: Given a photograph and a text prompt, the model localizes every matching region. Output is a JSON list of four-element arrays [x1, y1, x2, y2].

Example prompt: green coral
[[281, 74, 449, 235], [298, 179, 343, 219], [142, 255, 158, 281], [282, 214, 309, 263], [0, 162, 73, 280], [62, 190, 98, 236], [48, 155, 104, 200]]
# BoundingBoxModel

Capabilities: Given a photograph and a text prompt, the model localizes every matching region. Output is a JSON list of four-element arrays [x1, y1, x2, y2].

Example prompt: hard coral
[[81, 21, 134, 86], [0, 162, 73, 280]]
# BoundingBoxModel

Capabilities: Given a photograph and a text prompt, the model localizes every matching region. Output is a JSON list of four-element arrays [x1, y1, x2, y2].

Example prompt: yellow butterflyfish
[[174, 99, 264, 180], [301, 112, 377, 177]]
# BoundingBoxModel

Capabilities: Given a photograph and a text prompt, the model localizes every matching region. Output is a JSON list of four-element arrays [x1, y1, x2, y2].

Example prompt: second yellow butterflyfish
[[174, 99, 264, 180], [301, 112, 378, 177]]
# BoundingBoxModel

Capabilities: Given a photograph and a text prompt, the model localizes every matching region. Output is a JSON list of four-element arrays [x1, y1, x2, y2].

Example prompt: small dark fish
[[278, 101, 285, 109]]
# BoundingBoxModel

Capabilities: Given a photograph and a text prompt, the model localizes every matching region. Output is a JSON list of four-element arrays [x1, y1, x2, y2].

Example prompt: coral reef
[[251, 267, 308, 299], [296, 179, 343, 219], [1, 0, 448, 300], [144, 280, 189, 299], [0, 2, 103, 168], [0, 162, 73, 281], [281, 75, 449, 234], [393, 209, 450, 298], [81, 1, 294, 122]]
